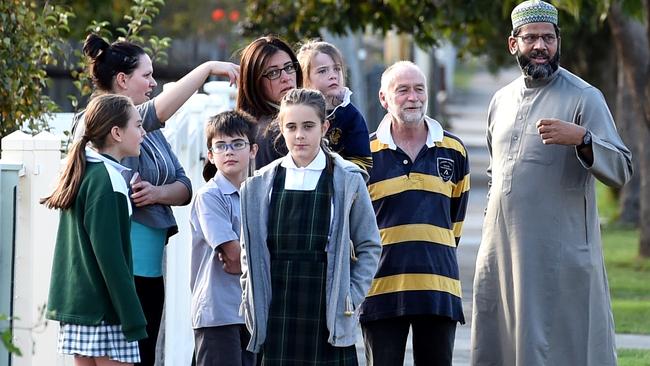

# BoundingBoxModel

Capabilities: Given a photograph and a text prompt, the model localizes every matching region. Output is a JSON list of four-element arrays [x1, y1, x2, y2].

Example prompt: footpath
[[444, 66, 517, 366], [355, 67, 650, 365]]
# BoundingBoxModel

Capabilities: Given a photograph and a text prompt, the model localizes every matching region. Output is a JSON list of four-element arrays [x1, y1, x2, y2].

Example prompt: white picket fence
[[0, 81, 236, 366]]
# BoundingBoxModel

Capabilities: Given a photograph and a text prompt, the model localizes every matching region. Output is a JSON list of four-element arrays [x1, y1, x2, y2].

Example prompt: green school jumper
[[46, 158, 147, 342], [262, 167, 357, 366]]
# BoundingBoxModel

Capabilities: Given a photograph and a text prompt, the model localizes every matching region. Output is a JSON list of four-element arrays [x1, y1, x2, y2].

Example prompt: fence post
[[0, 161, 21, 366], [161, 82, 235, 365], [1, 131, 66, 366]]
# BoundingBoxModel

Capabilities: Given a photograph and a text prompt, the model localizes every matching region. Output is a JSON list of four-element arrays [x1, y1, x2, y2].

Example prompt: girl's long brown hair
[[41, 94, 134, 209]]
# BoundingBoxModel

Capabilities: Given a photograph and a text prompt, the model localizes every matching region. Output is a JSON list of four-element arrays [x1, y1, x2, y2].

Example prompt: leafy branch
[[69, 0, 172, 111], [1, 314, 21, 356], [0, 0, 72, 138], [1, 305, 49, 357]]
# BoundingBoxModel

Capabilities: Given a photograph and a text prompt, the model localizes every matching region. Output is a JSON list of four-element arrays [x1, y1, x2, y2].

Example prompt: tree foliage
[[0, 0, 172, 140], [243, 1, 525, 65], [1, 314, 21, 356], [243, 0, 650, 257], [69, 0, 172, 111], [241, 0, 616, 73], [0, 1, 72, 139], [154, 0, 244, 38], [59, 0, 245, 40]]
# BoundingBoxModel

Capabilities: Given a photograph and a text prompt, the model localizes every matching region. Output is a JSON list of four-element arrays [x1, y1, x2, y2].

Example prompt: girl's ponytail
[[40, 137, 88, 209], [41, 94, 134, 209], [320, 139, 335, 174]]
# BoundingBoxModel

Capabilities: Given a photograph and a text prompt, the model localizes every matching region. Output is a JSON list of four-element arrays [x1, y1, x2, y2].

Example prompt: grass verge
[[602, 227, 650, 334], [618, 349, 650, 366], [597, 181, 650, 335]]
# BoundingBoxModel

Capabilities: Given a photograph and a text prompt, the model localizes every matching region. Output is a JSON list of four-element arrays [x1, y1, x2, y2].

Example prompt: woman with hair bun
[[73, 33, 239, 366]]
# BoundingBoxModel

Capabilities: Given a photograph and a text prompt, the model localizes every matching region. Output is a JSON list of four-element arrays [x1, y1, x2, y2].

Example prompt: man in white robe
[[470, 1, 633, 365]]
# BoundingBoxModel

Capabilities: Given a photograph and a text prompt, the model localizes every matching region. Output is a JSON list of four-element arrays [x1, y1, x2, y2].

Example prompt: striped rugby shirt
[[359, 115, 470, 323]]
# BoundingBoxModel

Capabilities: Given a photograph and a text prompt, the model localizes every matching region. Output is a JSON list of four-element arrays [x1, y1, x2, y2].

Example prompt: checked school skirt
[[57, 322, 140, 363]]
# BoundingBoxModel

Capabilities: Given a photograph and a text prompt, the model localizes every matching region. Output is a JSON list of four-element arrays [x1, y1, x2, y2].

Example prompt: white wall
[[162, 81, 236, 365], [1, 131, 68, 366]]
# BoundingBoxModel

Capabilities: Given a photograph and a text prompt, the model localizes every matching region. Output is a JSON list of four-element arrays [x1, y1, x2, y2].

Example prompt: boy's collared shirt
[[189, 171, 244, 328]]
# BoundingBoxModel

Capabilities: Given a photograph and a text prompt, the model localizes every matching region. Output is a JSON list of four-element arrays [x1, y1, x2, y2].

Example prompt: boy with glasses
[[189, 110, 259, 366]]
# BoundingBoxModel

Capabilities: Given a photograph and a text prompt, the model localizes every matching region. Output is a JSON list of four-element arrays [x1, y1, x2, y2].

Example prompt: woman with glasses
[[236, 35, 303, 168]]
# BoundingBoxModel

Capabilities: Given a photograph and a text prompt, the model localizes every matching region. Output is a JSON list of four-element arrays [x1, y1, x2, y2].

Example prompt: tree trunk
[[640, 125, 650, 257], [615, 61, 641, 225], [637, 0, 650, 258], [645, 0, 650, 129], [607, 3, 650, 258]]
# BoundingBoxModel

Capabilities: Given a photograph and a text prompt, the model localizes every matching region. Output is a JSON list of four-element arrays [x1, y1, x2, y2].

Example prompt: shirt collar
[[281, 148, 326, 170], [213, 170, 239, 195], [327, 87, 353, 119], [85, 147, 130, 174], [375, 113, 444, 150]]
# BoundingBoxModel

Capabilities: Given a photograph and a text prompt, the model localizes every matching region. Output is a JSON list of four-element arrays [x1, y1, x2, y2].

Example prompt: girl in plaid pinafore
[[239, 89, 381, 365], [265, 165, 357, 365]]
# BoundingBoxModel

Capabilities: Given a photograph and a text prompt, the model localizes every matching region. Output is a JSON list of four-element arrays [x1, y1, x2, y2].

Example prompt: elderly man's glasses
[[262, 62, 298, 80], [516, 34, 557, 45], [210, 140, 250, 153]]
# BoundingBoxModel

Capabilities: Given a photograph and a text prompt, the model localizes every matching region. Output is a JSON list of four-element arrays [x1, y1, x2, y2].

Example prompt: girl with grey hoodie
[[239, 88, 380, 365]]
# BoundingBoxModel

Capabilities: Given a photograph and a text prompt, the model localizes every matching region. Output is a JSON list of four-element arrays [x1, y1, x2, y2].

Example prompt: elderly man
[[471, 1, 633, 365], [359, 61, 470, 366]]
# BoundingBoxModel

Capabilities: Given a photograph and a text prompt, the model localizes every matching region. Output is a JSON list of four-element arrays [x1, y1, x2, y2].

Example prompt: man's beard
[[516, 49, 560, 80], [398, 103, 427, 124]]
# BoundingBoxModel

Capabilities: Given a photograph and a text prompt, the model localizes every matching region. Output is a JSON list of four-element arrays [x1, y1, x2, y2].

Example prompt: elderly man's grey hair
[[379, 61, 427, 93]]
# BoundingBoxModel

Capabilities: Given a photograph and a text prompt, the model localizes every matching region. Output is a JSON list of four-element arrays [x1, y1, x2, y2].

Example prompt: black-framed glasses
[[262, 62, 298, 80], [210, 140, 250, 153], [516, 34, 557, 45]]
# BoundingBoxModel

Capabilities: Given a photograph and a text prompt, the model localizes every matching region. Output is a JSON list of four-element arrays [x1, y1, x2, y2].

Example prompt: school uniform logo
[[437, 157, 454, 182], [327, 128, 343, 147]]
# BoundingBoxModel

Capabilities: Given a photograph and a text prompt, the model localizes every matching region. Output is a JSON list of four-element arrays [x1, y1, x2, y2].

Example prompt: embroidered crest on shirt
[[327, 128, 343, 148], [437, 157, 454, 182]]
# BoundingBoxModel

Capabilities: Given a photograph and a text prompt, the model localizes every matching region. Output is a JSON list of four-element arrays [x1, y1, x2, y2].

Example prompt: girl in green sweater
[[42, 94, 147, 365]]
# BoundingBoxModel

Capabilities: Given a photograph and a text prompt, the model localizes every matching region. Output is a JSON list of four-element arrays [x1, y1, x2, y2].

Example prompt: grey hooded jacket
[[239, 153, 381, 352]]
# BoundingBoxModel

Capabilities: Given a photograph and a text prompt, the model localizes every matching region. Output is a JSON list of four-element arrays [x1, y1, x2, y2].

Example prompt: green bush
[[0, 0, 171, 142], [0, 1, 72, 140], [69, 0, 171, 111]]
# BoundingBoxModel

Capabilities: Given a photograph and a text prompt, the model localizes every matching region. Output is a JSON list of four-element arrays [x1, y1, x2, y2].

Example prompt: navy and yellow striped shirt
[[359, 116, 470, 324]]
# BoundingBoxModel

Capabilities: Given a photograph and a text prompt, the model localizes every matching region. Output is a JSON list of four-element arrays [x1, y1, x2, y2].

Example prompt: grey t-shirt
[[189, 171, 244, 328], [72, 99, 161, 141], [73, 100, 192, 236]]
